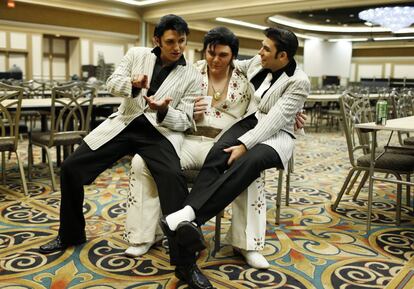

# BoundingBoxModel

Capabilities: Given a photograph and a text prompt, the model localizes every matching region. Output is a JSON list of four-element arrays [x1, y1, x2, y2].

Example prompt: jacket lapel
[[144, 52, 157, 87], [261, 72, 289, 105], [153, 65, 183, 101], [135, 51, 157, 101], [248, 65, 263, 82]]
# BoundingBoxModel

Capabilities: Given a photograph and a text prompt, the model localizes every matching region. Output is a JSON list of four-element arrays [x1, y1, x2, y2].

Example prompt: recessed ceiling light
[[328, 38, 368, 42], [269, 15, 414, 33], [326, 19, 331, 23], [215, 17, 267, 30], [373, 36, 414, 41], [349, 14, 354, 17], [308, 13, 314, 17], [115, 0, 166, 6], [215, 17, 321, 40]]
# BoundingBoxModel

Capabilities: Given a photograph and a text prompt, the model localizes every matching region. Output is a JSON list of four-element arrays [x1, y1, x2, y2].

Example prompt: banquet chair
[[27, 82, 96, 191], [20, 80, 47, 132], [389, 89, 414, 205], [331, 92, 414, 225], [390, 89, 414, 147], [0, 83, 28, 195], [185, 160, 292, 256]]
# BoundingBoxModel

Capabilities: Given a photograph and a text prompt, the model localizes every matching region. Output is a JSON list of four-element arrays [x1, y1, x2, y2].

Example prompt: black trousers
[[185, 114, 283, 225], [58, 115, 194, 265]]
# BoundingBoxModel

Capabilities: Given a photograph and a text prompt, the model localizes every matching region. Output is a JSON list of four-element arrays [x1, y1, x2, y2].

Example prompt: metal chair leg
[[275, 169, 284, 225], [353, 171, 369, 201], [332, 168, 357, 211], [1, 152, 5, 185], [28, 141, 33, 182], [44, 147, 57, 191], [15, 152, 28, 196], [286, 157, 294, 206], [285, 167, 290, 207], [212, 210, 223, 257], [395, 174, 402, 226], [406, 174, 411, 207], [345, 170, 361, 195]]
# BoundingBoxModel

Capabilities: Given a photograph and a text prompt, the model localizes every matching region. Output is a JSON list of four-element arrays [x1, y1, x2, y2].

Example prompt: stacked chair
[[0, 83, 28, 195], [28, 82, 96, 191]]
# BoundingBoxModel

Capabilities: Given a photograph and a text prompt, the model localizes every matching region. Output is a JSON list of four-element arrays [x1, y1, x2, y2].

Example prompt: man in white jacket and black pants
[[161, 27, 310, 283]]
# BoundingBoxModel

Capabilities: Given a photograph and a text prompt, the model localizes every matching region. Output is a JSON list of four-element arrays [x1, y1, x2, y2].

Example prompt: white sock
[[165, 205, 195, 231]]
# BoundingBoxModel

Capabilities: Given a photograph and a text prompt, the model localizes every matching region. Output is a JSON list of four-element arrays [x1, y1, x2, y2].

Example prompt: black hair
[[202, 26, 239, 58], [263, 27, 298, 60], [153, 14, 189, 38]]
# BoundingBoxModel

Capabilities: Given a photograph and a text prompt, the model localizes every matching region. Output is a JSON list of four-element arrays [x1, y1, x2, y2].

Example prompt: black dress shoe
[[175, 264, 214, 289], [39, 236, 85, 254], [176, 221, 206, 254], [159, 216, 175, 238]]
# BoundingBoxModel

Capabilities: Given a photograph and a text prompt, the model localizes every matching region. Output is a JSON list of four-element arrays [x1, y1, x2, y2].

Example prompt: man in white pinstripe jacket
[[39, 14, 214, 289], [160, 27, 310, 277]]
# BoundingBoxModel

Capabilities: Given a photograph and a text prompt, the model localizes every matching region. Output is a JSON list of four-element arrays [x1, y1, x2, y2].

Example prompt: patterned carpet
[[1, 129, 414, 289]]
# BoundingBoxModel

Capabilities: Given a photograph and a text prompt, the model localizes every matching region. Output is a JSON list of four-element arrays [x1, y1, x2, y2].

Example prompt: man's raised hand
[[131, 74, 148, 89], [144, 95, 172, 113]]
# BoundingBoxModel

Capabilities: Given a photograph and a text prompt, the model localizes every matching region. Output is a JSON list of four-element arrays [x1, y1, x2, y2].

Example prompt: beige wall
[[0, 21, 137, 81], [1, 2, 140, 35]]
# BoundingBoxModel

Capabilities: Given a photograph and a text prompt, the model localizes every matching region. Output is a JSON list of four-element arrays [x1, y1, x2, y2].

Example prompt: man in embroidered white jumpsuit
[[124, 27, 270, 269]]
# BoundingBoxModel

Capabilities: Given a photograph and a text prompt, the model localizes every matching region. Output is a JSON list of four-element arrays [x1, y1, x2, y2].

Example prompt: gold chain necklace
[[209, 69, 231, 101], [210, 82, 224, 101]]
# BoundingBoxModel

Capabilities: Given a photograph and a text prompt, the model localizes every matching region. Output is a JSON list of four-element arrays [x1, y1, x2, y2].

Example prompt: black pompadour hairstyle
[[263, 27, 298, 60], [153, 14, 189, 38], [202, 26, 239, 58]]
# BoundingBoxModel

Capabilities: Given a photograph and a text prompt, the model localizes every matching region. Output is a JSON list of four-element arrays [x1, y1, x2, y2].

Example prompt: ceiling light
[[328, 38, 368, 42], [359, 6, 414, 33], [115, 0, 167, 6], [373, 36, 414, 41], [295, 33, 321, 40], [269, 15, 414, 33], [215, 17, 267, 30], [216, 17, 321, 40]]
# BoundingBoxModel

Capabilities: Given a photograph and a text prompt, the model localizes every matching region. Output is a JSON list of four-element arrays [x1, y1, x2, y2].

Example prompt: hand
[[294, 110, 307, 131], [131, 74, 148, 89], [143, 95, 172, 112], [193, 96, 209, 122], [223, 144, 247, 166]]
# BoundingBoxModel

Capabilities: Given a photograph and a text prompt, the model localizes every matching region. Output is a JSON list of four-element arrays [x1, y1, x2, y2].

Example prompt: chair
[[389, 89, 414, 204], [331, 92, 414, 225], [188, 159, 293, 256], [275, 156, 293, 225], [0, 83, 28, 195], [28, 82, 96, 191], [390, 89, 414, 147], [20, 80, 47, 133]]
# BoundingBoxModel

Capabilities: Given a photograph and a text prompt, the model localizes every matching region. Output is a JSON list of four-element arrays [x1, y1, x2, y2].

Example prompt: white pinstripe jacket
[[84, 47, 202, 156], [235, 55, 310, 168]]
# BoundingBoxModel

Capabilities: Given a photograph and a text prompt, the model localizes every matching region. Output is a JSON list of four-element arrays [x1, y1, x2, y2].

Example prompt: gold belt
[[189, 126, 222, 139]]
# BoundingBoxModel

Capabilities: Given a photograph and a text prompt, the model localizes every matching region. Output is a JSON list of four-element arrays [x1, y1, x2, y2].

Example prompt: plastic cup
[[204, 95, 213, 113]]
